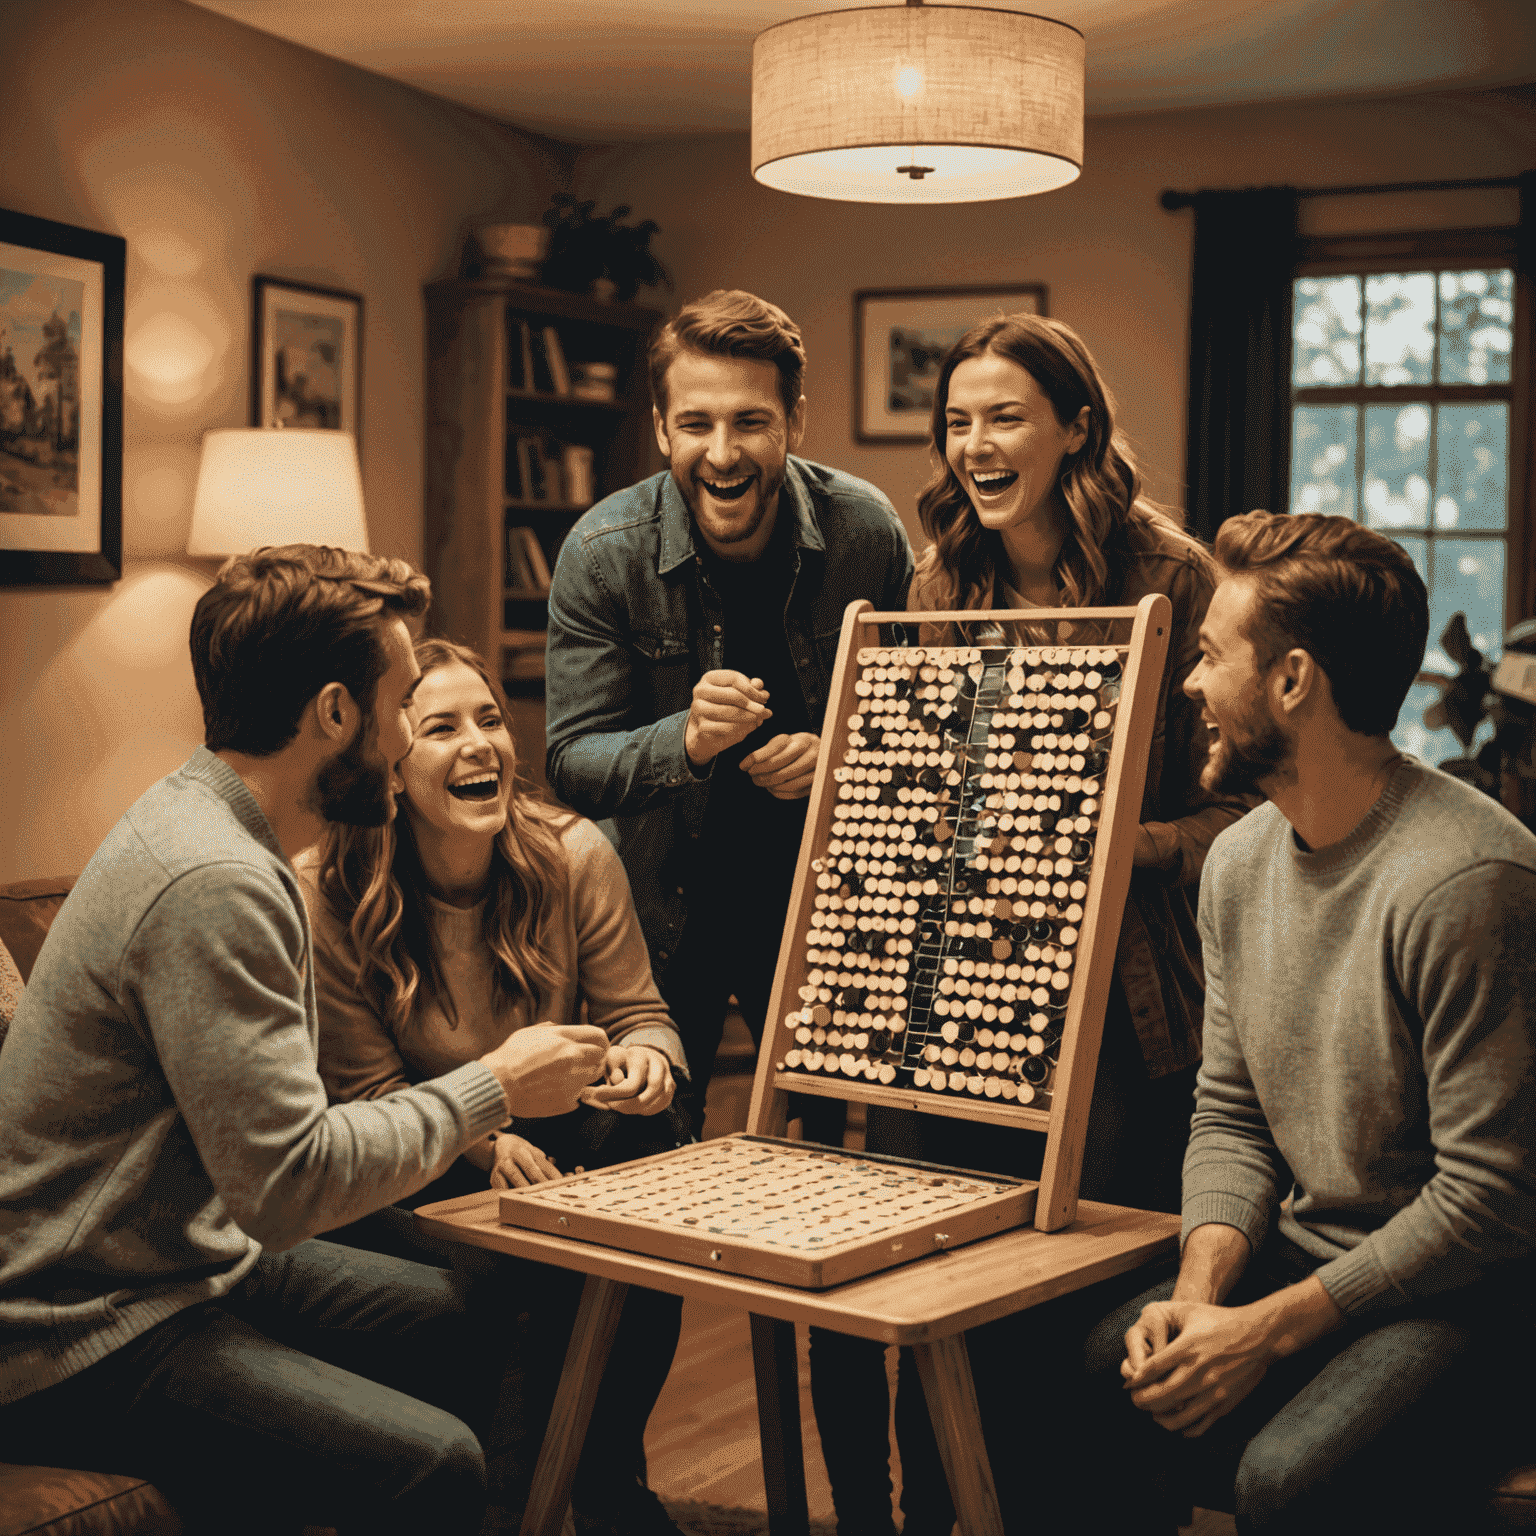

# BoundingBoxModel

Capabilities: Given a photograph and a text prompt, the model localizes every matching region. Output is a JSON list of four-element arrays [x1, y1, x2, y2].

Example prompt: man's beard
[[312, 715, 395, 826], [677, 461, 784, 551], [1203, 695, 1294, 798]]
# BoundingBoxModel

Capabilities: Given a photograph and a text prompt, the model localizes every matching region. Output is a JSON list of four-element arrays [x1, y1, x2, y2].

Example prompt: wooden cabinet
[[424, 278, 662, 698]]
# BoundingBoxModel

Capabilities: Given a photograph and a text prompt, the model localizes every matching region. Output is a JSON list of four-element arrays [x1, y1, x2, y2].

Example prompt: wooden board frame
[[746, 595, 1172, 1232]]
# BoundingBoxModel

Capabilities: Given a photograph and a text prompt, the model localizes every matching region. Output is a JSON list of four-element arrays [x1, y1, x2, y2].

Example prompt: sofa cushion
[[0, 1463, 181, 1536], [0, 878, 74, 984], [1492, 1464, 1536, 1528], [0, 934, 19, 1027]]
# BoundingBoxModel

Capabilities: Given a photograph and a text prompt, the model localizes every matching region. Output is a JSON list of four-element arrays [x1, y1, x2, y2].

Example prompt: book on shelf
[[514, 437, 541, 500], [510, 318, 536, 392], [505, 525, 552, 593], [561, 443, 595, 506], [569, 360, 618, 402], [501, 628, 547, 685], [541, 326, 571, 395]]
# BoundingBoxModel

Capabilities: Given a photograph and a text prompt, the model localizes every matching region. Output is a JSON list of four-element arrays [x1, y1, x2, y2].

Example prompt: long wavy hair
[[314, 638, 570, 1034], [914, 314, 1208, 611]]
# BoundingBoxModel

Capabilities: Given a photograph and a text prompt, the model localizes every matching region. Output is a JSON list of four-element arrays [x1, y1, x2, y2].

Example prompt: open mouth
[[447, 773, 499, 802], [970, 470, 1018, 496], [700, 474, 755, 503]]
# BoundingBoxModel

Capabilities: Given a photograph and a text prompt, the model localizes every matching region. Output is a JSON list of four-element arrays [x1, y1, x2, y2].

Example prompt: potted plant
[[538, 195, 672, 303]]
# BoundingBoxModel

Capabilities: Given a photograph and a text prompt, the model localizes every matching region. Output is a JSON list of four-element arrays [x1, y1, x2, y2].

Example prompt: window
[[1288, 233, 1522, 764]]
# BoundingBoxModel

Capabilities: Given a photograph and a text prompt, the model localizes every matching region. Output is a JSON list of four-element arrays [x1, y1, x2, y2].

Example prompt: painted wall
[[0, 0, 568, 881], [574, 87, 1536, 546]]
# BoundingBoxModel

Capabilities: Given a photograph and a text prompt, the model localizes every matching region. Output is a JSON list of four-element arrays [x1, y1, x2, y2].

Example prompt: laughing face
[[1185, 574, 1295, 798], [399, 661, 517, 847], [654, 349, 805, 562], [943, 352, 1088, 543]]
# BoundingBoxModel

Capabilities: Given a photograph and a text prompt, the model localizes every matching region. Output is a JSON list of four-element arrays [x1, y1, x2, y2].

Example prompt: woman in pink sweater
[[301, 637, 690, 1536]]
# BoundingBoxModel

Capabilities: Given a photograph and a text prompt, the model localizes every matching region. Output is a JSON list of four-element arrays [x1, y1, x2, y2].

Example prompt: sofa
[[4, 873, 1536, 1532]]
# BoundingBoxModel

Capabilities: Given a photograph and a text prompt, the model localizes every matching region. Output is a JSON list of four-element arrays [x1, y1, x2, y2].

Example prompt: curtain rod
[[1159, 175, 1522, 211]]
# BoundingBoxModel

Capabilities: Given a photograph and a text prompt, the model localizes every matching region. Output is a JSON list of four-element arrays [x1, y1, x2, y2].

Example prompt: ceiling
[[189, 0, 1536, 144]]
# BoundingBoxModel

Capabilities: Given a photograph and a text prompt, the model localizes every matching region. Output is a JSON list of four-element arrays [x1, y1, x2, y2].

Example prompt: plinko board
[[747, 597, 1170, 1233]]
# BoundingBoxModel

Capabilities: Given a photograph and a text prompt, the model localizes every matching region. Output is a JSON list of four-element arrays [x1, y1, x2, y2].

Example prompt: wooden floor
[[644, 1015, 1236, 1535]]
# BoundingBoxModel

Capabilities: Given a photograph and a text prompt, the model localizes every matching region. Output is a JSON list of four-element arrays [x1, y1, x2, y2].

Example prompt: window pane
[[1425, 538, 1505, 674], [1292, 276, 1361, 386], [1435, 403, 1508, 531], [1393, 680, 1478, 767], [1364, 272, 1434, 386], [1438, 268, 1514, 384], [1389, 536, 1460, 764], [1362, 404, 1430, 529], [1290, 406, 1356, 517]]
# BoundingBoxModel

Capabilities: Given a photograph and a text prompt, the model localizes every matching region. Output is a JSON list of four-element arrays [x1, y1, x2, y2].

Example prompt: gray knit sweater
[[1184, 757, 1536, 1316], [0, 749, 508, 1404]]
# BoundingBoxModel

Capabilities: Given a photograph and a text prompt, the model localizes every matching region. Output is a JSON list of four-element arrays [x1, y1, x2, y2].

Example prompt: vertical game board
[[748, 595, 1171, 1231]]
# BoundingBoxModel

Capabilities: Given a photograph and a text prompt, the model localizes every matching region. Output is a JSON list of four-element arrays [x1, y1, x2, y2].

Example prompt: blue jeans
[[1082, 1237, 1524, 1535], [0, 1239, 510, 1534]]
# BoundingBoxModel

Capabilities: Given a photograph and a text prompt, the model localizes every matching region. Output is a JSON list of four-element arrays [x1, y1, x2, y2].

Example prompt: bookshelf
[[424, 279, 662, 782]]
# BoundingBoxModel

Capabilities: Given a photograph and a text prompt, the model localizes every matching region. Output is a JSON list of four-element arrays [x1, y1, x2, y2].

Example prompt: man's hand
[[742, 732, 819, 800], [579, 1044, 676, 1116], [490, 1134, 562, 1190], [1120, 1299, 1272, 1437], [1120, 1276, 1346, 1439], [685, 671, 771, 769], [480, 1022, 609, 1120]]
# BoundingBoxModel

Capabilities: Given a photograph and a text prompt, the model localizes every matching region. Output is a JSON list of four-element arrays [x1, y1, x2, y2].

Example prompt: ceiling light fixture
[[751, 0, 1084, 205]]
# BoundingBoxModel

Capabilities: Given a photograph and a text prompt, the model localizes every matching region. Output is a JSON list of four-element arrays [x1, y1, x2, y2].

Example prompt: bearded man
[[1083, 510, 1536, 1534], [0, 544, 608, 1533], [545, 289, 913, 1134]]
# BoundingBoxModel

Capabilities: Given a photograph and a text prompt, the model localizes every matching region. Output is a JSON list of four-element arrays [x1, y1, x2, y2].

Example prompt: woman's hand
[[489, 1133, 563, 1189], [579, 1044, 676, 1116]]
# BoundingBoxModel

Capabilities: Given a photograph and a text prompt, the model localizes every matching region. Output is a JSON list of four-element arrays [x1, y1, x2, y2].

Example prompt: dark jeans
[[809, 986, 1195, 1534], [1082, 1237, 1527, 1535], [323, 1115, 685, 1520], [661, 892, 846, 1148], [0, 1238, 506, 1535]]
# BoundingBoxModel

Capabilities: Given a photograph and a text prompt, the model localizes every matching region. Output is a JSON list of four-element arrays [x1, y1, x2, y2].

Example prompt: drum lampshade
[[751, 3, 1084, 204]]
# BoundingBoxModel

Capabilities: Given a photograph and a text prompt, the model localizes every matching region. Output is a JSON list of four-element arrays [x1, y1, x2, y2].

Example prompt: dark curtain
[[1181, 187, 1300, 542]]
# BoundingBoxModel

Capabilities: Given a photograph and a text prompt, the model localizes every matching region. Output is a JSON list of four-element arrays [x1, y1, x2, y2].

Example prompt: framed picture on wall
[[0, 207, 124, 585], [855, 284, 1048, 444], [252, 276, 364, 445]]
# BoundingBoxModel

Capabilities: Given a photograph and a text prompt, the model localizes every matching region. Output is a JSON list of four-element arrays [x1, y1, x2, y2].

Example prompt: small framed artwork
[[252, 276, 363, 444], [0, 207, 124, 585], [855, 284, 1048, 444]]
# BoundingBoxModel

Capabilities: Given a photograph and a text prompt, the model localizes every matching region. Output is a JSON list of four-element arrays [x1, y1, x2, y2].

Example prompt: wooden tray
[[498, 1133, 1034, 1289]]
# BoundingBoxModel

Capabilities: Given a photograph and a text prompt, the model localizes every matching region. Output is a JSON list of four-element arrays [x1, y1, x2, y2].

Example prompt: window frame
[[1291, 223, 1531, 635]]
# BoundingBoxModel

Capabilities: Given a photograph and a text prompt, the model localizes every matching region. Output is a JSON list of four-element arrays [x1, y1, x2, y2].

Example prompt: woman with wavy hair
[[299, 637, 691, 1536], [809, 315, 1256, 1536]]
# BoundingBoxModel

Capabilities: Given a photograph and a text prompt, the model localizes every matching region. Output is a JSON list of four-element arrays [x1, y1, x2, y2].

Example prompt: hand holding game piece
[[481, 1022, 610, 1119], [580, 1043, 676, 1116], [742, 731, 819, 800], [489, 1133, 563, 1190], [685, 670, 771, 768]]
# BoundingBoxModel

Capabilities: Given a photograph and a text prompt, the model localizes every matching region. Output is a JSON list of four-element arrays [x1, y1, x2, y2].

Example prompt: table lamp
[[187, 428, 369, 556]]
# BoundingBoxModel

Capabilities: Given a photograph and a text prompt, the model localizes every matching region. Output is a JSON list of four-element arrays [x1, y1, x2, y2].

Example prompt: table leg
[[522, 1274, 630, 1536], [749, 1313, 810, 1536], [912, 1334, 1003, 1536]]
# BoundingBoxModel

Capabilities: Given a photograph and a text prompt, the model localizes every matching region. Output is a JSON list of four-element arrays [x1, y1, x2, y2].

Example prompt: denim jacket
[[545, 456, 913, 969]]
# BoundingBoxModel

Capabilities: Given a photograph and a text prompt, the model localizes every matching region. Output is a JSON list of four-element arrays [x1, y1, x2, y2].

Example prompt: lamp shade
[[187, 428, 369, 557], [752, 4, 1084, 204]]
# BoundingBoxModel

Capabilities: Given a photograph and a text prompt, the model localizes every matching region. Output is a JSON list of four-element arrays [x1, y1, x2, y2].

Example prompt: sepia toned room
[[2, 2, 1535, 1534]]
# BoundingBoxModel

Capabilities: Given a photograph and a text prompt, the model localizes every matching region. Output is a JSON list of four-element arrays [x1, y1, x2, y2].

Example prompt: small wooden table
[[415, 1191, 1178, 1536]]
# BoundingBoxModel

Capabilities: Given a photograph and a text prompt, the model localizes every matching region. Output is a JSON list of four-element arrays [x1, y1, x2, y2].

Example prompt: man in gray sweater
[[0, 546, 609, 1533], [1085, 511, 1536, 1533]]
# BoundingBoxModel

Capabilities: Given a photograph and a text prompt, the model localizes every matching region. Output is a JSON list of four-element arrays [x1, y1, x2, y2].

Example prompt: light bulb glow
[[895, 66, 924, 98]]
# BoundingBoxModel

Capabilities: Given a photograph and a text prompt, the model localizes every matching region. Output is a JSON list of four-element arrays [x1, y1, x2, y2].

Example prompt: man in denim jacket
[[546, 290, 913, 1131]]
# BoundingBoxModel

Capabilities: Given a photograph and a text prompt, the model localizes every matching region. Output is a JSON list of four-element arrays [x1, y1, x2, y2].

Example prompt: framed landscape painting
[[252, 276, 363, 444], [855, 284, 1048, 443], [0, 207, 124, 585]]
